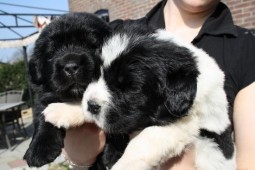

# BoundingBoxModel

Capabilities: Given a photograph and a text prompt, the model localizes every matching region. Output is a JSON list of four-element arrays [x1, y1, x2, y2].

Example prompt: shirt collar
[[146, 0, 166, 29], [146, 1, 238, 38]]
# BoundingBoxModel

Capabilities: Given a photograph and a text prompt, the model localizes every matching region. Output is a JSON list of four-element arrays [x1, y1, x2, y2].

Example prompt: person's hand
[[62, 123, 106, 166], [160, 145, 196, 170]]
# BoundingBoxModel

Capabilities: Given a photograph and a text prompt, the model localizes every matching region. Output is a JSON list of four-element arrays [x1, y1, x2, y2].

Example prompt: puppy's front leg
[[43, 102, 86, 129], [111, 115, 199, 170], [24, 115, 65, 167]]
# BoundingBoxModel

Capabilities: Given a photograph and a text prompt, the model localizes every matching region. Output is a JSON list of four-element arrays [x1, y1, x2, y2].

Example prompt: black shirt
[[146, 1, 255, 123]]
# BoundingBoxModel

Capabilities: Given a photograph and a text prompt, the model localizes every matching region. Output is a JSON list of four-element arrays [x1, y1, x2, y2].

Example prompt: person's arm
[[234, 82, 255, 169]]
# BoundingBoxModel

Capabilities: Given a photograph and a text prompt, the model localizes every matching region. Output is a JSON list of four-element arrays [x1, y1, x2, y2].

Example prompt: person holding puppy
[[62, 0, 255, 169]]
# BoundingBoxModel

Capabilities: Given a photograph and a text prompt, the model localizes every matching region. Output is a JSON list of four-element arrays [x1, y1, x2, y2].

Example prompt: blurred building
[[69, 0, 159, 21], [68, 0, 255, 29], [222, 0, 255, 29]]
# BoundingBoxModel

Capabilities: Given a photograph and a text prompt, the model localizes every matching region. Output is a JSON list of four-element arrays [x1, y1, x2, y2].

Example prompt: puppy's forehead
[[101, 33, 130, 67]]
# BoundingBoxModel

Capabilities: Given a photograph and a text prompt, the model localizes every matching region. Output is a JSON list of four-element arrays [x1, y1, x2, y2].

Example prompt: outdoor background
[[1, 0, 255, 63]]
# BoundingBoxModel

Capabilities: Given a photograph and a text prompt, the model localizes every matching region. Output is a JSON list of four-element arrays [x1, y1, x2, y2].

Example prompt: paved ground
[[0, 115, 65, 170]]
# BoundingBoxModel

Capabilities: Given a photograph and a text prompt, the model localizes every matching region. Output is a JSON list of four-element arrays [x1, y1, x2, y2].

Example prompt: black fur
[[24, 12, 111, 167], [200, 126, 234, 159], [102, 134, 129, 168]]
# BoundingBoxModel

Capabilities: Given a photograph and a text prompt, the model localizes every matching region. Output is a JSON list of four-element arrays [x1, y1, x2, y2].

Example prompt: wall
[[69, 0, 160, 21], [224, 0, 255, 29]]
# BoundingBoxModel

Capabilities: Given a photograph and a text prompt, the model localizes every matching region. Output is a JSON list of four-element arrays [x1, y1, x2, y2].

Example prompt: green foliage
[[0, 60, 28, 93], [48, 162, 70, 170]]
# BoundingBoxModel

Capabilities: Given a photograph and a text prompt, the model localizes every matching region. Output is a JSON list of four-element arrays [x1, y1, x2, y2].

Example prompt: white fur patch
[[111, 114, 200, 170], [195, 137, 236, 170], [82, 76, 111, 129], [101, 34, 129, 67], [155, 29, 230, 134]]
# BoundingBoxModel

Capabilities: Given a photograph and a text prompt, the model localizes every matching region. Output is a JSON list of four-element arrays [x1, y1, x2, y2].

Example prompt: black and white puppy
[[44, 21, 236, 169], [24, 12, 111, 167]]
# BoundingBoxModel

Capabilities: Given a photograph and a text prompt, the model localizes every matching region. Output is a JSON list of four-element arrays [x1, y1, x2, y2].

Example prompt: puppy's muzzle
[[57, 53, 87, 77], [88, 100, 101, 115]]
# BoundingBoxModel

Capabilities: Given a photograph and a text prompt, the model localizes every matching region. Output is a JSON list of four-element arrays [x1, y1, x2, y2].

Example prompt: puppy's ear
[[109, 19, 124, 31], [29, 57, 43, 86], [156, 69, 198, 123], [91, 28, 111, 47], [85, 18, 112, 48]]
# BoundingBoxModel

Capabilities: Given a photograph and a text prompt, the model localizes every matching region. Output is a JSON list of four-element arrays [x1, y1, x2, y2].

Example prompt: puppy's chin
[[103, 124, 128, 134], [103, 122, 143, 134], [97, 116, 141, 134], [55, 84, 86, 102]]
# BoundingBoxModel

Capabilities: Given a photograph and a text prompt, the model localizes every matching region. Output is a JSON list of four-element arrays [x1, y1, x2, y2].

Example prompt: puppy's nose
[[64, 63, 79, 75], [88, 100, 101, 115]]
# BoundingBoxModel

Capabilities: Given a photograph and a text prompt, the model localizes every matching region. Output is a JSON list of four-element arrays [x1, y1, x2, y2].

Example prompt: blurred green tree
[[0, 60, 28, 93]]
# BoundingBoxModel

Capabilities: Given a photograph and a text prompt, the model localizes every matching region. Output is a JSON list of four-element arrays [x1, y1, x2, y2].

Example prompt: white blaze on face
[[81, 33, 129, 128], [82, 75, 112, 129], [101, 33, 129, 67]]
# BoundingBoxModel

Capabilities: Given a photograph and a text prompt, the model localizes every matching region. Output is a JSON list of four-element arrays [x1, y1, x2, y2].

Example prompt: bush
[[0, 60, 28, 94]]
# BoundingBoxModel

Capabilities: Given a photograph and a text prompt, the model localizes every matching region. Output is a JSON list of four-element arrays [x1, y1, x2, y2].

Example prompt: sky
[[0, 0, 68, 63]]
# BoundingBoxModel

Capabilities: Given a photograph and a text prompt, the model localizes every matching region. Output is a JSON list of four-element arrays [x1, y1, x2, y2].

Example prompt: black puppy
[[23, 12, 111, 167]]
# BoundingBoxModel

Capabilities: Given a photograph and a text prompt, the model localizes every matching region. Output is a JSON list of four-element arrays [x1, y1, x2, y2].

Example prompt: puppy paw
[[43, 103, 84, 128], [24, 143, 62, 167], [23, 126, 64, 167]]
